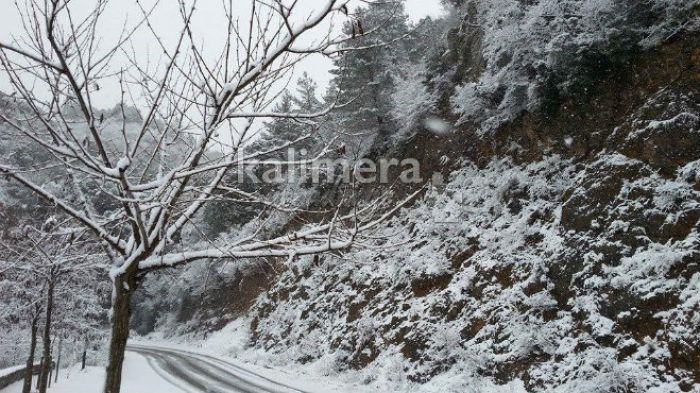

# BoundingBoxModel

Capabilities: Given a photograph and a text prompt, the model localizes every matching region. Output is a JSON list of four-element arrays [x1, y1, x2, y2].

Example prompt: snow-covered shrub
[[390, 64, 435, 144], [246, 148, 700, 391], [449, 0, 700, 132]]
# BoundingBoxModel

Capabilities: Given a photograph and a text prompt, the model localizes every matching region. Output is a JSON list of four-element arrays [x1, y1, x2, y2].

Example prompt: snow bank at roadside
[[1, 353, 176, 393]]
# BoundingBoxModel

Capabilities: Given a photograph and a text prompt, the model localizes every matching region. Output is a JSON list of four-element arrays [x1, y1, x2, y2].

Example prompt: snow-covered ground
[[1, 352, 177, 393]]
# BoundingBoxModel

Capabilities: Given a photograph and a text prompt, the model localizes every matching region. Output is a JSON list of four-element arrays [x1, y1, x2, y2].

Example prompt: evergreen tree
[[293, 72, 322, 112], [203, 74, 326, 237], [326, 1, 412, 154], [250, 73, 324, 159], [251, 92, 297, 155]]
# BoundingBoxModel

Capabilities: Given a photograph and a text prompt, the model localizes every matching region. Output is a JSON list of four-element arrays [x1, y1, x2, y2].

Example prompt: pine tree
[[326, 1, 412, 154], [293, 72, 322, 112], [250, 73, 324, 158], [254, 92, 297, 155], [203, 74, 327, 237]]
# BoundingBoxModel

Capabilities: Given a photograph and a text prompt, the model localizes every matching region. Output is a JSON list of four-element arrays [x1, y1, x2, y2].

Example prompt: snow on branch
[[0, 0, 414, 285]]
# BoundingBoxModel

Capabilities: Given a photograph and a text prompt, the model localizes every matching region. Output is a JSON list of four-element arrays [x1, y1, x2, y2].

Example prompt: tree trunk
[[22, 315, 39, 393], [47, 357, 52, 388], [54, 336, 62, 382], [81, 342, 87, 370], [35, 357, 42, 390], [103, 272, 136, 393], [38, 279, 54, 393]]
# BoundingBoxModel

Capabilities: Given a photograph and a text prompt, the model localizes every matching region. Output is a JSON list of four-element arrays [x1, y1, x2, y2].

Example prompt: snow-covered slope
[[133, 2, 700, 392], [236, 4, 700, 391], [248, 153, 699, 392]]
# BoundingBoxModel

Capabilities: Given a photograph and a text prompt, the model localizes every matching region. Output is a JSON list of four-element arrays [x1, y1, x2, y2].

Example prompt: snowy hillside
[[213, 1, 700, 392], [247, 152, 700, 392]]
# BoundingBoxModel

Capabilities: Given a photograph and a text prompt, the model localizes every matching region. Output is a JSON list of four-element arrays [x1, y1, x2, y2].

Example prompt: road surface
[[127, 345, 311, 393]]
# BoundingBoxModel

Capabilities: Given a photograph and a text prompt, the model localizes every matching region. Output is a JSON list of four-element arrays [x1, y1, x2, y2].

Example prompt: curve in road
[[127, 345, 312, 393]]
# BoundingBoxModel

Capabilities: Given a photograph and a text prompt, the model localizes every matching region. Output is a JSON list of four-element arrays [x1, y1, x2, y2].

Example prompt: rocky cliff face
[[244, 6, 700, 392]]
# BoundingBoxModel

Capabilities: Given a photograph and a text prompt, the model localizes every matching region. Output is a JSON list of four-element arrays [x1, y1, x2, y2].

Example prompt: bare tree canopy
[[0, 1, 418, 392]]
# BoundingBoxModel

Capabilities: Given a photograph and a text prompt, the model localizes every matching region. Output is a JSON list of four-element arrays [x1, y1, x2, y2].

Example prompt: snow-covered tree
[[443, 0, 700, 131], [0, 259, 43, 393], [293, 72, 323, 113], [326, 1, 413, 154], [0, 223, 106, 393], [0, 1, 422, 392], [250, 92, 299, 156], [250, 72, 325, 158]]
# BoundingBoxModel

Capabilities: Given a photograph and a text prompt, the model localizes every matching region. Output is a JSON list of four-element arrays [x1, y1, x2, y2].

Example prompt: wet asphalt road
[[127, 345, 311, 393]]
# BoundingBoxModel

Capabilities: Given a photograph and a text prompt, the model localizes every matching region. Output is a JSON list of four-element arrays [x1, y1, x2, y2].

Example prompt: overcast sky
[[0, 0, 445, 107]]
